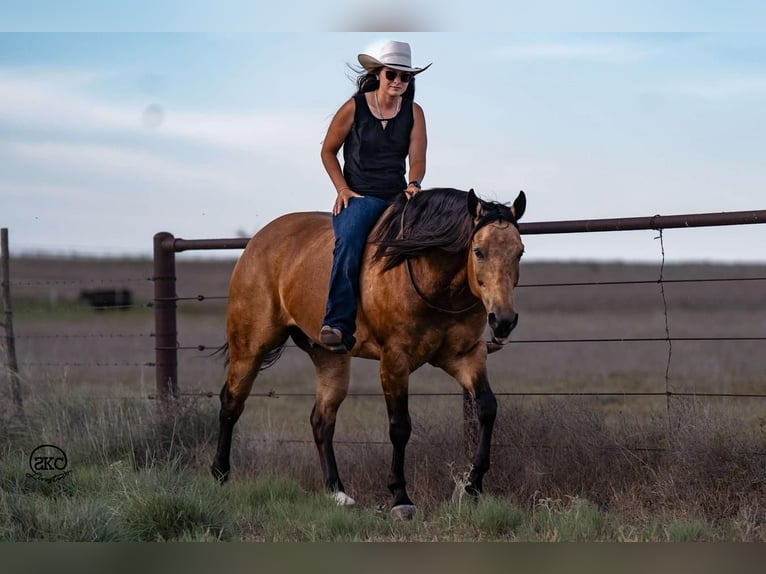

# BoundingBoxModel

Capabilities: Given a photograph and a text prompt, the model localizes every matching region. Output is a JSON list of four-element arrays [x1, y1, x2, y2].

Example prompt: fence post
[[1, 228, 23, 415], [153, 232, 178, 401]]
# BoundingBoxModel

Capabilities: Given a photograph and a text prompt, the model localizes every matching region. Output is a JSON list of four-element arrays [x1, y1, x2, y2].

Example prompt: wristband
[[408, 180, 421, 189]]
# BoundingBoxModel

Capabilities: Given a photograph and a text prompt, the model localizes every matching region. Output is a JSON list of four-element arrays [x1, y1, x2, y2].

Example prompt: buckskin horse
[[211, 187, 526, 519]]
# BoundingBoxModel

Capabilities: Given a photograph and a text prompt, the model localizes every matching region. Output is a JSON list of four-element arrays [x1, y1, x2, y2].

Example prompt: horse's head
[[466, 190, 526, 345]]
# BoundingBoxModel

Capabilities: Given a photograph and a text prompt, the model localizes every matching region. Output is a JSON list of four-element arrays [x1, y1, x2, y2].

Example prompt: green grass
[[1, 453, 740, 541], [0, 453, 416, 542], [530, 496, 609, 542], [0, 424, 759, 543], [2, 379, 765, 541]]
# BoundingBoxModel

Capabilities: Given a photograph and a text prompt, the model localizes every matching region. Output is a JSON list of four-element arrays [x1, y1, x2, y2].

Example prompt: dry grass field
[[3, 255, 766, 538]]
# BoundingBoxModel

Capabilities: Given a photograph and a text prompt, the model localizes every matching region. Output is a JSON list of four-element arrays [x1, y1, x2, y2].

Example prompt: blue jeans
[[323, 196, 392, 349]]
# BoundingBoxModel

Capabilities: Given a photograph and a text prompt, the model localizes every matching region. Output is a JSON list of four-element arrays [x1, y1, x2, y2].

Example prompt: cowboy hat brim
[[357, 54, 432, 75]]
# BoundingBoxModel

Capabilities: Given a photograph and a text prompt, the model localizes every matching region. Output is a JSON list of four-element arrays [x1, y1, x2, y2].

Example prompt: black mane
[[370, 187, 517, 272]]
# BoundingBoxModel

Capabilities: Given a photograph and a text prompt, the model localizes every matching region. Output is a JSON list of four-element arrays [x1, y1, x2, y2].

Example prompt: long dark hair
[[348, 64, 416, 99]]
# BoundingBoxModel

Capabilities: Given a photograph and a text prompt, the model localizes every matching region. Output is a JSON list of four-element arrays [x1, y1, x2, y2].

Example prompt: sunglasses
[[383, 69, 413, 83]]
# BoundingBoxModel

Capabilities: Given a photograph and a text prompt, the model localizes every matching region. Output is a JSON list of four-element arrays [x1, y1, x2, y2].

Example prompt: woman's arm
[[321, 98, 359, 214], [406, 102, 427, 196]]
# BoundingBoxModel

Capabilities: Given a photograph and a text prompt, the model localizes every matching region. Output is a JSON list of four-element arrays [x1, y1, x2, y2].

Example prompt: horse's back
[[228, 211, 335, 335]]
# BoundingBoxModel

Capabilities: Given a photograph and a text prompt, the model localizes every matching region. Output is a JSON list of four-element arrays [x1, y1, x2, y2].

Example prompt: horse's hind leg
[[379, 349, 416, 519], [211, 347, 273, 483], [307, 349, 354, 505]]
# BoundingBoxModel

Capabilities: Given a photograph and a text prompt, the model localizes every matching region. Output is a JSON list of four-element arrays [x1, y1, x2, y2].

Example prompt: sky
[[1, 8, 766, 262]]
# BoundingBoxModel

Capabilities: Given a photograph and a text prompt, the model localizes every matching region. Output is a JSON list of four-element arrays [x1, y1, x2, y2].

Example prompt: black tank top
[[342, 92, 414, 200]]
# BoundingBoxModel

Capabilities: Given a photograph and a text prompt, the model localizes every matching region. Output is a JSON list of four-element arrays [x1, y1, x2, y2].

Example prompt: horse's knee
[[310, 403, 329, 438], [219, 398, 244, 425], [219, 381, 249, 418], [311, 393, 343, 424]]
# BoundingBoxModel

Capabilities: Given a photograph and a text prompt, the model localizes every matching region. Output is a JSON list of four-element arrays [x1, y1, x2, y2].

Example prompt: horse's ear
[[467, 188, 481, 219], [512, 190, 526, 221]]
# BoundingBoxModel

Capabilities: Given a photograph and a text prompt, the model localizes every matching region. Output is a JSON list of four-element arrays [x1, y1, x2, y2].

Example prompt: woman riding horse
[[211, 186, 526, 519]]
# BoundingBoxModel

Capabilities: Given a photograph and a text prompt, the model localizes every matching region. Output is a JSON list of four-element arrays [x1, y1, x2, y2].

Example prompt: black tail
[[211, 342, 230, 365], [260, 346, 286, 370], [210, 341, 285, 371]]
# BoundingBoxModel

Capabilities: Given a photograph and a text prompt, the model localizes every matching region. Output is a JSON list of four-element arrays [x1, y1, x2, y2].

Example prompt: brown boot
[[320, 325, 347, 353]]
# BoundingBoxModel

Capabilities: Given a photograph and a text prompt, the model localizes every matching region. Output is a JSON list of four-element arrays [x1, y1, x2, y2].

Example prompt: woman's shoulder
[[410, 100, 425, 120], [334, 96, 357, 116]]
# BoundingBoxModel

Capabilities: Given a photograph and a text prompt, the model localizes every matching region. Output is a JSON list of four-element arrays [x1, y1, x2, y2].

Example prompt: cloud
[[0, 65, 334, 256], [0, 68, 135, 131], [641, 74, 766, 101], [0, 67, 327, 156], [493, 39, 657, 64], [0, 65, 331, 216]]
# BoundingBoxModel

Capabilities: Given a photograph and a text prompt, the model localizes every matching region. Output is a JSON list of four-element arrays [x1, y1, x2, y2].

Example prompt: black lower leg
[[387, 396, 414, 508], [211, 387, 243, 483], [466, 384, 497, 496], [310, 403, 345, 493]]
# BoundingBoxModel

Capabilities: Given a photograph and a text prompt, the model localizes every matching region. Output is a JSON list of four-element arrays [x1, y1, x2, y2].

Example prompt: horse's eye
[[473, 247, 485, 260]]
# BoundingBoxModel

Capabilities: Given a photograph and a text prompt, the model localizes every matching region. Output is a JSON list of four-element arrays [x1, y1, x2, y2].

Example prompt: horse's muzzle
[[488, 312, 519, 344]]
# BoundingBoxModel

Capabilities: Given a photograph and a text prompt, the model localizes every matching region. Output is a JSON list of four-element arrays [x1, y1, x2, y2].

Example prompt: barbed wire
[[20, 361, 153, 367], [518, 276, 766, 288], [16, 333, 152, 340], [157, 274, 766, 305], [7, 232, 765, 405], [151, 389, 766, 401], [172, 335, 766, 355], [10, 277, 151, 287]]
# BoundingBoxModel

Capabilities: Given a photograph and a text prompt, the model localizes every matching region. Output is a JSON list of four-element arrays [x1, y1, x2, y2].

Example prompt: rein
[[400, 198, 481, 315]]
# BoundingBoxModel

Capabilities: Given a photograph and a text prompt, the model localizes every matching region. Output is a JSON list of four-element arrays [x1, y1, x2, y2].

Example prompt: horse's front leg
[[380, 350, 416, 519], [437, 345, 497, 497], [464, 373, 497, 495]]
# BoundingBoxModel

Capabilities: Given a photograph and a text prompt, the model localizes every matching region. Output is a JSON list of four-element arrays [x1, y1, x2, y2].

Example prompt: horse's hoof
[[391, 504, 417, 520], [331, 491, 356, 506]]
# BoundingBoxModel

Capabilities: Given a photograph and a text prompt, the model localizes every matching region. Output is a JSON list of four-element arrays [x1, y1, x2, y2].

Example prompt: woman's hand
[[404, 181, 421, 200], [333, 187, 361, 215]]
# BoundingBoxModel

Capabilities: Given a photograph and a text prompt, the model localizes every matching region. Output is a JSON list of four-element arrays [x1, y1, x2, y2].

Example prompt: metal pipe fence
[[152, 207, 766, 404]]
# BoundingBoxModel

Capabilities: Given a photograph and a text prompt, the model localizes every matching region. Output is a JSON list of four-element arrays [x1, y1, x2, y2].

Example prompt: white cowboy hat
[[358, 40, 432, 75]]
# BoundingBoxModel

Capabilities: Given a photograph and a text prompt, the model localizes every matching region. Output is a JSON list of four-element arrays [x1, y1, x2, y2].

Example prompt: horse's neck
[[412, 249, 472, 297]]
